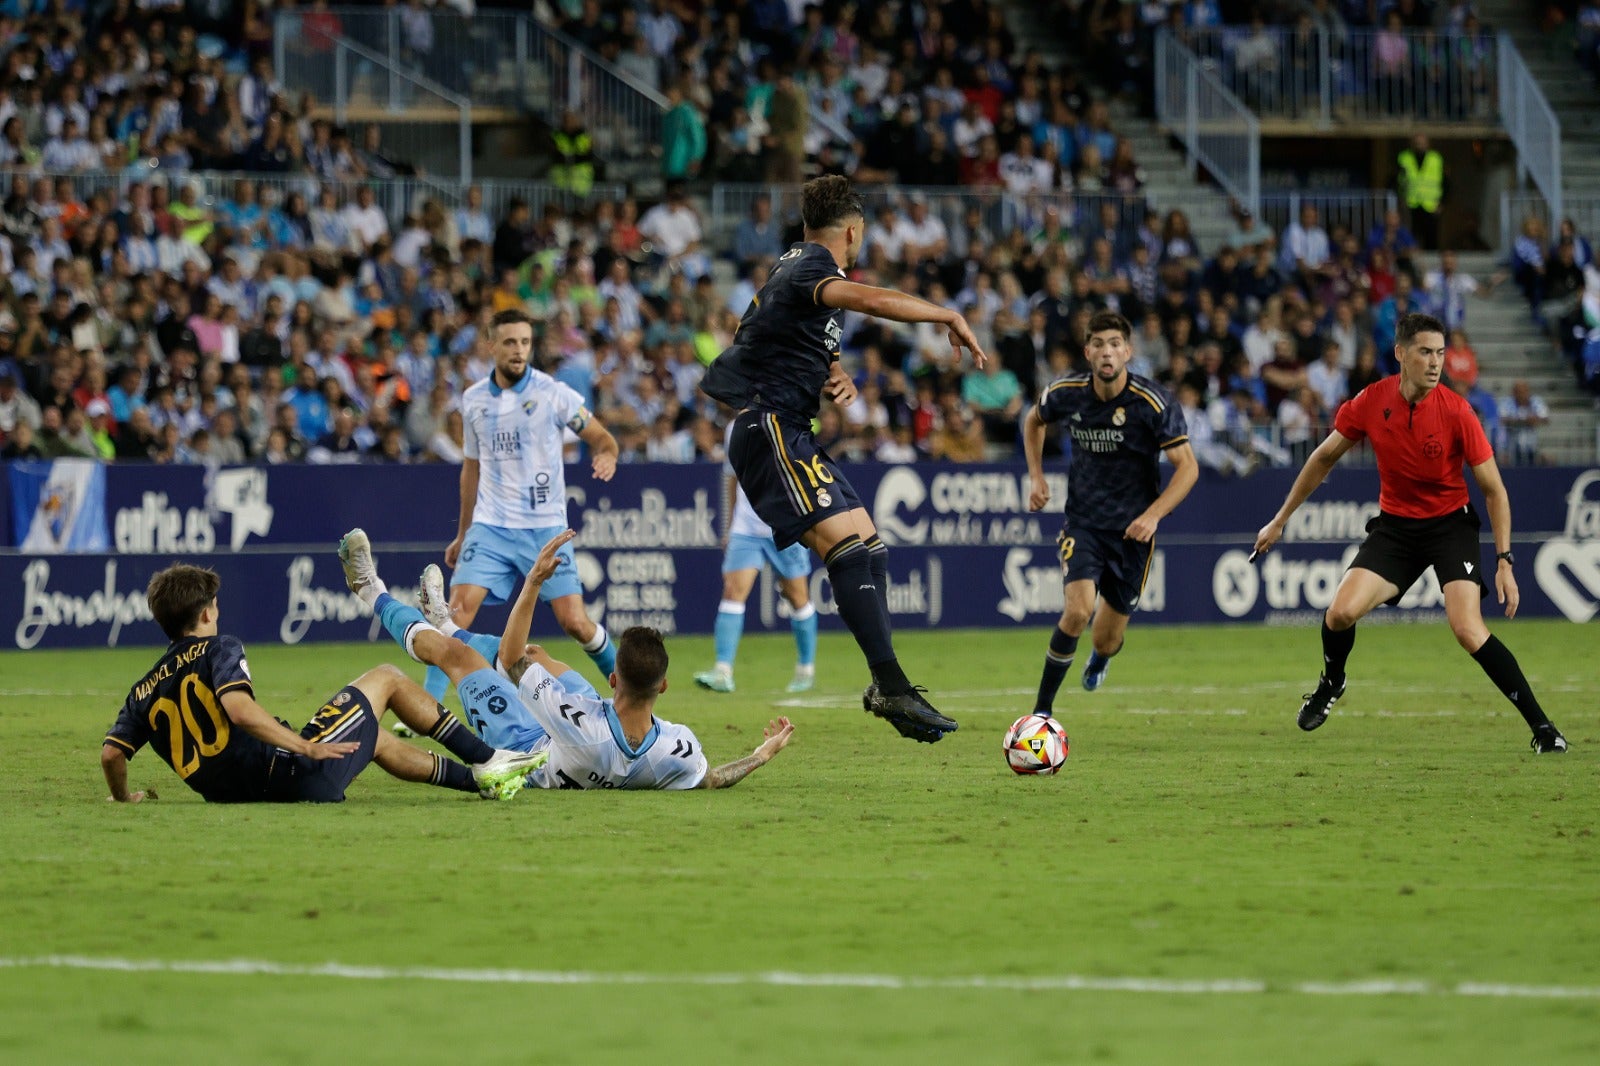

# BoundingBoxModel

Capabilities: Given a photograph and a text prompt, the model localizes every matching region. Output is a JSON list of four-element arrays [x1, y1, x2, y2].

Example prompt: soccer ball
[[1003, 714, 1070, 775]]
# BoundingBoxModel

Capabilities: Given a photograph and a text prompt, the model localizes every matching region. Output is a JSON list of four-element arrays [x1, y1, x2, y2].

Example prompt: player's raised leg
[[1299, 567, 1397, 730], [1441, 580, 1567, 752], [804, 507, 956, 741], [338, 529, 548, 796], [696, 566, 758, 693], [1035, 579, 1096, 717]]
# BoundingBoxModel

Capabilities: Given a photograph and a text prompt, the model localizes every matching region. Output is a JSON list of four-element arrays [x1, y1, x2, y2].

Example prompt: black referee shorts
[[1349, 505, 1488, 606]]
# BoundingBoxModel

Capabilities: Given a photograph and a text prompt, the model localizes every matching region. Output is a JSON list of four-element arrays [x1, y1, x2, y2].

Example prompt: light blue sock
[[713, 602, 745, 668], [464, 630, 502, 666], [790, 603, 817, 667], [423, 665, 450, 700], [584, 625, 617, 676], [375, 593, 426, 651]]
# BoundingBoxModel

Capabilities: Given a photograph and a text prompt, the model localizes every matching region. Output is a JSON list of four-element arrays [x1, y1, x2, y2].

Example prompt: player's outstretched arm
[[500, 529, 578, 680], [1128, 442, 1200, 543], [697, 717, 794, 789], [1022, 405, 1051, 511], [820, 280, 987, 368], [101, 745, 152, 803], [579, 418, 618, 482], [218, 690, 359, 761], [445, 458, 480, 569], [1254, 430, 1359, 556], [1470, 456, 1520, 619]]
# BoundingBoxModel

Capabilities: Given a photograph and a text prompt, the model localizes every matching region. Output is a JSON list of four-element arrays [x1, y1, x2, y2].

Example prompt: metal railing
[[707, 183, 1153, 247], [1155, 30, 1261, 216], [1498, 37, 1563, 242], [1501, 193, 1600, 254], [277, 8, 667, 166], [0, 166, 624, 232], [1258, 189, 1400, 246], [1178, 25, 1500, 126], [276, 29, 473, 182]]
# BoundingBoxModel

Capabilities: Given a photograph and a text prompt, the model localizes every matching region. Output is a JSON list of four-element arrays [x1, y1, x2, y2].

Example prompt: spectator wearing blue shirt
[[731, 194, 784, 269]]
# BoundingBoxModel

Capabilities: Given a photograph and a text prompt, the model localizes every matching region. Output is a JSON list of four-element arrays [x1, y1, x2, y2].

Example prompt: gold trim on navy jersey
[[1126, 382, 1166, 412]]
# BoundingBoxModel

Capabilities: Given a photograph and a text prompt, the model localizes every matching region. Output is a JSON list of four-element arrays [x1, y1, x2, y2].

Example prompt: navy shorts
[[267, 685, 381, 803], [1350, 506, 1487, 605], [726, 409, 863, 549], [1058, 524, 1155, 616]]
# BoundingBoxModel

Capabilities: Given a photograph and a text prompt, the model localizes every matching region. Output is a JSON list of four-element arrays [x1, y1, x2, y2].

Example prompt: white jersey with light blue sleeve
[[460, 368, 590, 529], [513, 662, 707, 790], [724, 419, 774, 539]]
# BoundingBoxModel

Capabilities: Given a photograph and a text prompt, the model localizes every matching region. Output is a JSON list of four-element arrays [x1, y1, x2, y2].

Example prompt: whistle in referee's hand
[[1248, 549, 1261, 563]]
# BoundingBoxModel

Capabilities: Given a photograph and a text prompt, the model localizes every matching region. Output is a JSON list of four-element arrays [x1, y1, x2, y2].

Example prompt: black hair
[[1395, 312, 1446, 347], [801, 175, 864, 232]]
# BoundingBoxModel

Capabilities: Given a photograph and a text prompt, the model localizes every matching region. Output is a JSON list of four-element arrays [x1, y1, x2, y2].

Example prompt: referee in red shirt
[[1253, 312, 1566, 753]]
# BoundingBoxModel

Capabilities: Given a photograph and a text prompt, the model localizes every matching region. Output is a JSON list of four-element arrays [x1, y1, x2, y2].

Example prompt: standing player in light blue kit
[[693, 422, 819, 695], [425, 308, 621, 703]]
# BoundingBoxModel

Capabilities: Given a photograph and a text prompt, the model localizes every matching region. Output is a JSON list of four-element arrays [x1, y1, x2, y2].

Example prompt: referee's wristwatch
[[1495, 550, 1515, 566]]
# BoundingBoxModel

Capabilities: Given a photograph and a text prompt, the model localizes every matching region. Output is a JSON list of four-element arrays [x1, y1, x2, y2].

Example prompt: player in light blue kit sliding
[[694, 423, 819, 694], [426, 308, 620, 703], [341, 528, 795, 791]]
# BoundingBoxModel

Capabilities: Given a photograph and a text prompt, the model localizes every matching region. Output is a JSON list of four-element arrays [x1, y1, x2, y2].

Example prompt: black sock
[[864, 535, 890, 619], [827, 535, 908, 695], [1321, 616, 1356, 687], [1470, 634, 1552, 730], [427, 708, 495, 765], [429, 753, 479, 793], [1036, 626, 1079, 714]]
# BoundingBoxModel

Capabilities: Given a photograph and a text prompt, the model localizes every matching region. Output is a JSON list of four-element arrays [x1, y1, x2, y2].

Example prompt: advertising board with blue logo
[[3, 461, 1597, 649]]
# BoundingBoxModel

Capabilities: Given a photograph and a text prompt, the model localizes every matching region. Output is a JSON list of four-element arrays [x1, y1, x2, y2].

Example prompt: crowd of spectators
[[1546, 0, 1600, 83], [0, 0, 1578, 472]]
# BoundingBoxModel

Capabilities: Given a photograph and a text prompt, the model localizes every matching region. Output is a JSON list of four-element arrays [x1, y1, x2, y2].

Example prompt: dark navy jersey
[[1037, 372, 1189, 532], [104, 635, 278, 803], [701, 242, 848, 424]]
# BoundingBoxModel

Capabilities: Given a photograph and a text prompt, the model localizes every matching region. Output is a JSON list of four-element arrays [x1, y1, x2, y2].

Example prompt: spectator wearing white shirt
[[454, 185, 494, 244], [43, 84, 89, 140], [901, 197, 948, 267], [40, 118, 98, 170], [340, 185, 389, 253], [1306, 339, 1349, 412], [999, 136, 1053, 198], [598, 258, 645, 332], [1499, 380, 1549, 465], [1422, 249, 1481, 331], [864, 205, 914, 267], [951, 100, 994, 158], [637, 185, 708, 279], [1279, 202, 1332, 288]]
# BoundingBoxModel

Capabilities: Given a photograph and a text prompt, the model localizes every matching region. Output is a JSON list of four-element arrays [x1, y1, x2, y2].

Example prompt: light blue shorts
[[724, 533, 812, 580], [457, 664, 600, 751], [452, 523, 581, 605]]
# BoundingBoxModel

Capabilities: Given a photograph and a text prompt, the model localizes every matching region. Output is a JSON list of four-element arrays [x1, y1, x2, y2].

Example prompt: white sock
[[582, 624, 610, 654], [714, 661, 733, 675], [793, 663, 815, 676], [401, 620, 442, 664], [790, 603, 816, 622], [437, 617, 461, 639], [356, 578, 387, 609]]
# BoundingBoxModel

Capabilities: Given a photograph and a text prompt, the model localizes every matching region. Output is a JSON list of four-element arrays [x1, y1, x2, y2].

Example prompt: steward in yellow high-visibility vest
[[1397, 133, 1444, 250], [549, 111, 595, 198]]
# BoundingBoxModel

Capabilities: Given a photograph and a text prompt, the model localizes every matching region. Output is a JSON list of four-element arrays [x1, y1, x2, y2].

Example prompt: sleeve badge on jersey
[[1112, 407, 1126, 427], [332, 690, 351, 706]]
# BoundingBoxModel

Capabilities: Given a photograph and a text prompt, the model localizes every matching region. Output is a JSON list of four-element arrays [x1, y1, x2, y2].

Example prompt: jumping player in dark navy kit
[[1254, 311, 1568, 753], [1023, 311, 1199, 721], [702, 175, 988, 743], [100, 564, 543, 803]]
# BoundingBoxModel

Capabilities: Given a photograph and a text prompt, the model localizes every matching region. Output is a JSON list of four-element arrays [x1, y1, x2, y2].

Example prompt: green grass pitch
[[1, 621, 1596, 1065]]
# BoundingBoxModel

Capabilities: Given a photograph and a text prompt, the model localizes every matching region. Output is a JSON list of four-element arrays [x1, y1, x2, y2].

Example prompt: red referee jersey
[[1333, 375, 1493, 519]]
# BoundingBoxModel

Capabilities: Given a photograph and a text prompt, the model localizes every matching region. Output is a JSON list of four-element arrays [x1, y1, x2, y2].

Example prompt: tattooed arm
[[698, 717, 794, 789]]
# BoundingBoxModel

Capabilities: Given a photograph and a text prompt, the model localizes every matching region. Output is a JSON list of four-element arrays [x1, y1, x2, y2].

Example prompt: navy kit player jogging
[[702, 175, 989, 743], [1023, 311, 1199, 721]]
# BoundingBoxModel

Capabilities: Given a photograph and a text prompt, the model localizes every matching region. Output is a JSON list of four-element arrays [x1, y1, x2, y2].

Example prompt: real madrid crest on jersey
[[1112, 406, 1126, 426], [817, 489, 833, 507]]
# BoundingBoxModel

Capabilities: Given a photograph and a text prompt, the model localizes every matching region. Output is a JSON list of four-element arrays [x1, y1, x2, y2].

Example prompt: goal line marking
[[2, 955, 1597, 1000]]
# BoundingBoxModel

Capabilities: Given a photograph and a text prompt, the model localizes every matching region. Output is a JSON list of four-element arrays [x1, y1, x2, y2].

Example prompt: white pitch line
[[2, 956, 1599, 1001]]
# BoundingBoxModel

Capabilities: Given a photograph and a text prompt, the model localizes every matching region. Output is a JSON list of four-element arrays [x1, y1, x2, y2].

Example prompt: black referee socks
[[1320, 617, 1357, 687], [1470, 635, 1552, 730]]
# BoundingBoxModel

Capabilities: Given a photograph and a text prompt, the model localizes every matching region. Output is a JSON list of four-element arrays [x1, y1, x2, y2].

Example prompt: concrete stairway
[[1455, 251, 1596, 465], [1478, 0, 1600, 208]]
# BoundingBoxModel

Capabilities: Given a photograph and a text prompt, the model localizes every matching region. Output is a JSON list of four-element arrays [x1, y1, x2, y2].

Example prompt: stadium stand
[[0, 0, 1594, 473]]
